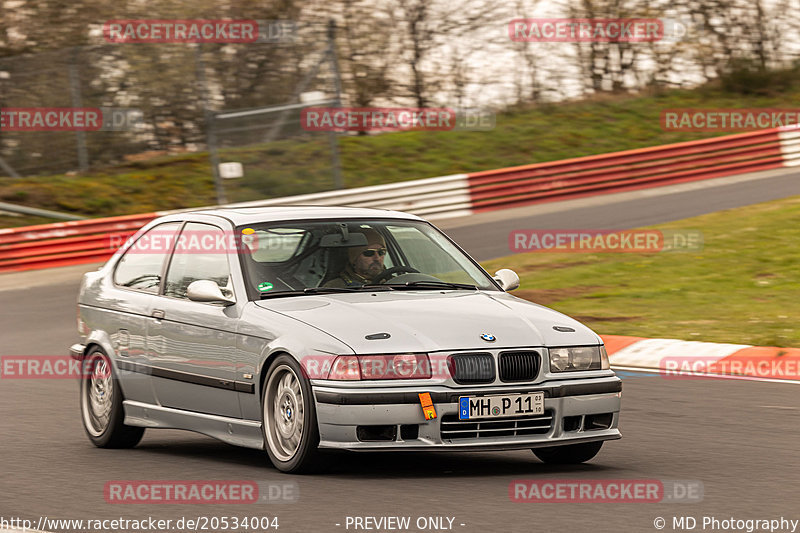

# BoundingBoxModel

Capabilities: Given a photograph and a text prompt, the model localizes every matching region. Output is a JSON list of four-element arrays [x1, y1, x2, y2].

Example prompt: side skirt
[[123, 400, 265, 450]]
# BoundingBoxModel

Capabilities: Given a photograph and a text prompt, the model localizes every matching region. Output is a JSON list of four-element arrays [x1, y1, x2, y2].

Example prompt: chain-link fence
[[0, 21, 342, 204], [209, 28, 343, 204]]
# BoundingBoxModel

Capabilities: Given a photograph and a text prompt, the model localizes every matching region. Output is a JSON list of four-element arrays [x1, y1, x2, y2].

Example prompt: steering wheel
[[371, 265, 419, 284]]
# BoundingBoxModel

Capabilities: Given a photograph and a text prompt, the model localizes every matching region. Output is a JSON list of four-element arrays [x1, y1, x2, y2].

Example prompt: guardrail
[[0, 201, 87, 221], [0, 213, 157, 272], [1, 127, 796, 273], [467, 128, 784, 211], [226, 173, 473, 219]]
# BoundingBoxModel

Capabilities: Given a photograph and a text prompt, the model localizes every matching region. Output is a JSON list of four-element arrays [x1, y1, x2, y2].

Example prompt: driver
[[325, 228, 387, 288]]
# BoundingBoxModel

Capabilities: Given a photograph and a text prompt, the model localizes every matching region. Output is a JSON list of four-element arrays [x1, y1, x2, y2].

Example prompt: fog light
[[563, 415, 582, 432], [356, 425, 397, 441], [585, 413, 613, 430], [400, 424, 419, 440]]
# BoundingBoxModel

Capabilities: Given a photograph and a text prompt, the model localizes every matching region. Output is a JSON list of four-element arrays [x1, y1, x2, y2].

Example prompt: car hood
[[254, 290, 600, 353]]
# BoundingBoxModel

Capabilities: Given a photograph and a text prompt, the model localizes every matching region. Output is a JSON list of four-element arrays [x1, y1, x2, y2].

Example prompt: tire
[[79, 348, 145, 448], [261, 355, 323, 474], [533, 441, 603, 464]]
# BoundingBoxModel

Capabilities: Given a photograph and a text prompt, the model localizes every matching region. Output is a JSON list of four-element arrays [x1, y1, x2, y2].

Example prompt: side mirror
[[493, 269, 520, 291], [186, 280, 235, 305]]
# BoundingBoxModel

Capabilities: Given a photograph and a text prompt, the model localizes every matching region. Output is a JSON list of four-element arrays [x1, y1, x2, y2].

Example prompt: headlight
[[327, 354, 432, 380], [549, 346, 609, 372]]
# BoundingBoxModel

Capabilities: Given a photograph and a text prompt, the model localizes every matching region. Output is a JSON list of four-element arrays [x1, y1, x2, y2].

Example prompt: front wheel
[[80, 348, 144, 448], [533, 441, 603, 464], [262, 355, 322, 474]]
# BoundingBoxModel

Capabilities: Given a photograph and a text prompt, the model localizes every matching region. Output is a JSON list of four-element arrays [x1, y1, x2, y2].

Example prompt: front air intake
[[498, 351, 540, 382], [448, 353, 495, 384]]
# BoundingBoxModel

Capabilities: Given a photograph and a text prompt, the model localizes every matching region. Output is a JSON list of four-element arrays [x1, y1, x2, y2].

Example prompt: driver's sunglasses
[[361, 248, 387, 257]]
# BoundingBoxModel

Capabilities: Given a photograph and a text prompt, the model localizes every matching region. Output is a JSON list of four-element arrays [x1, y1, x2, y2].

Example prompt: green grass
[[0, 214, 56, 228], [4, 82, 800, 227], [480, 195, 800, 348]]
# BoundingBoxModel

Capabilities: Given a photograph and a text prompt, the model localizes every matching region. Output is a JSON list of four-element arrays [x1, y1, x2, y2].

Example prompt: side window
[[164, 222, 233, 300], [113, 222, 181, 294]]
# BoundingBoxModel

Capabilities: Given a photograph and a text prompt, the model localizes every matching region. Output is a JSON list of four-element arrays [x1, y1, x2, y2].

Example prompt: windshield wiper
[[259, 286, 390, 299], [394, 280, 479, 290], [360, 284, 397, 290]]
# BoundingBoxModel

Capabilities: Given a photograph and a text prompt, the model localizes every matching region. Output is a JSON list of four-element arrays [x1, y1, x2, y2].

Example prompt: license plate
[[458, 392, 544, 420]]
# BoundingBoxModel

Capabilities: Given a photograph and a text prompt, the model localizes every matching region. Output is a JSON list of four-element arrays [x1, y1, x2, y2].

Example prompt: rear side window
[[113, 222, 181, 293]]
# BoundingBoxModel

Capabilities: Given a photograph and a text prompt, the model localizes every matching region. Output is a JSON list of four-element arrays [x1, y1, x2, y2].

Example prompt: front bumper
[[312, 376, 621, 451]]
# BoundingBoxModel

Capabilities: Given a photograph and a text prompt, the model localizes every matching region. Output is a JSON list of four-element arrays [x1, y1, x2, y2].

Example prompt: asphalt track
[[2, 168, 800, 533]]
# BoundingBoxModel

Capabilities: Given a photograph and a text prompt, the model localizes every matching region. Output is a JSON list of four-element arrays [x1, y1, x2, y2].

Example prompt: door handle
[[151, 309, 165, 320]]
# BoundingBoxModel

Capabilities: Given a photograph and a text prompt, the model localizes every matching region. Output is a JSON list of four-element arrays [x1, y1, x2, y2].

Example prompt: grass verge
[[4, 83, 800, 227], [480, 195, 800, 348]]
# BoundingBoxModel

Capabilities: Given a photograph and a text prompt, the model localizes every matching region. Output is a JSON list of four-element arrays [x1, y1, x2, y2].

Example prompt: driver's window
[[164, 223, 233, 300]]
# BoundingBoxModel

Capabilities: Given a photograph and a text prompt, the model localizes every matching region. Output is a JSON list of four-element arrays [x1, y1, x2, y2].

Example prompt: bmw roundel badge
[[480, 333, 496, 342]]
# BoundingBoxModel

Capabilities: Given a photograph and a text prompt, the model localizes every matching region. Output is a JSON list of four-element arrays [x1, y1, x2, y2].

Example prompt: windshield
[[237, 219, 499, 298]]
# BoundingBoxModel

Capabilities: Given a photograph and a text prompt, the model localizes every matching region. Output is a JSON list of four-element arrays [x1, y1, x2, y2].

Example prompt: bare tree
[[566, 0, 648, 94], [682, 0, 791, 76], [386, 0, 510, 107], [334, 0, 395, 107], [511, 0, 544, 104]]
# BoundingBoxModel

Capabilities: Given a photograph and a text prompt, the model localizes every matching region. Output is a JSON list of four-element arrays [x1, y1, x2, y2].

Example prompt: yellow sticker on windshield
[[242, 227, 255, 235]]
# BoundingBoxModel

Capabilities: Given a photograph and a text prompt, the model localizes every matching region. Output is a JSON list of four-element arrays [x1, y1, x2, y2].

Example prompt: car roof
[[162, 205, 427, 225]]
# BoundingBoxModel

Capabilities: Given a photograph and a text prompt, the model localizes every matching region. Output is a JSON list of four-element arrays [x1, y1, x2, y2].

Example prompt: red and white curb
[[602, 335, 800, 383]]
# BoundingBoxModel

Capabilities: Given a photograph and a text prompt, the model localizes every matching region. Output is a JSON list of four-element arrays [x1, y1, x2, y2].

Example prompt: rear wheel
[[262, 355, 322, 474], [80, 348, 144, 448], [533, 441, 603, 464]]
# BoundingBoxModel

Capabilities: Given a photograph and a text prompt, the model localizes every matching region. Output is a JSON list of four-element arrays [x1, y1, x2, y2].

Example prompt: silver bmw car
[[71, 206, 621, 473]]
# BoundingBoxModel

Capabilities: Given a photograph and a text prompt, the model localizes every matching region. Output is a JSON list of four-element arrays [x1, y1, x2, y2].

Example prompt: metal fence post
[[68, 48, 90, 172], [0, 156, 21, 178], [326, 19, 345, 190], [195, 44, 228, 205]]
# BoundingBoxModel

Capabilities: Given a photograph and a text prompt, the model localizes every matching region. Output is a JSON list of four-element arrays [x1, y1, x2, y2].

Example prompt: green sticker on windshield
[[257, 282, 274, 292]]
